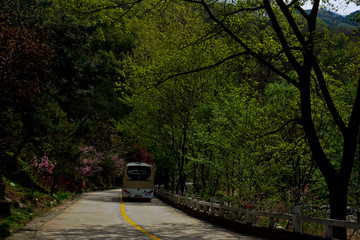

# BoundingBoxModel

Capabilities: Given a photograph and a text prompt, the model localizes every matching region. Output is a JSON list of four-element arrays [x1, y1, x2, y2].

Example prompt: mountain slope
[[305, 9, 360, 28]]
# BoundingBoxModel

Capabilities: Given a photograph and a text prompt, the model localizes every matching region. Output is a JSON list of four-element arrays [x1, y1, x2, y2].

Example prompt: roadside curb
[[5, 194, 84, 240]]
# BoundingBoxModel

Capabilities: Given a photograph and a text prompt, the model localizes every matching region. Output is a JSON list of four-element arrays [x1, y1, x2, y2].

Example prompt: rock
[[12, 200, 26, 209]]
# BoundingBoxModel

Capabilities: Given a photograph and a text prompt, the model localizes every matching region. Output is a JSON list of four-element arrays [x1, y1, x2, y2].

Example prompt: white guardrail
[[155, 188, 360, 239]]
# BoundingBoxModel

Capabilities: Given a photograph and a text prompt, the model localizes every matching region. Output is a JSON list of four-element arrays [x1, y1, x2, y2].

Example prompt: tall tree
[[184, 0, 360, 238]]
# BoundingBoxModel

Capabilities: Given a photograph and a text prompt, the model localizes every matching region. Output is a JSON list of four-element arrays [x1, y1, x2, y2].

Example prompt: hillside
[[311, 9, 360, 28]]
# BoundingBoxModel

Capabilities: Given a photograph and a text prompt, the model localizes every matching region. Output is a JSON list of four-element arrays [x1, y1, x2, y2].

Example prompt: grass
[[0, 180, 73, 240]]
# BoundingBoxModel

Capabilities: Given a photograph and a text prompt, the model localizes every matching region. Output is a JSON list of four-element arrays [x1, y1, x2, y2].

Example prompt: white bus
[[122, 162, 154, 201]]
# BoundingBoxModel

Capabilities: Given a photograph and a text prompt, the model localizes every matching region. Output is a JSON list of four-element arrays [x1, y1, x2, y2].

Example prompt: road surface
[[7, 189, 267, 240]]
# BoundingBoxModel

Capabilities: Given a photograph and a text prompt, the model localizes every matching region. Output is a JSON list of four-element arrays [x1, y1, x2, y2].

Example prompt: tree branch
[[139, 52, 248, 93], [77, 0, 142, 15], [348, 77, 360, 131], [224, 6, 265, 17], [263, 118, 300, 136], [312, 61, 347, 134], [187, 0, 299, 87], [263, 0, 302, 77]]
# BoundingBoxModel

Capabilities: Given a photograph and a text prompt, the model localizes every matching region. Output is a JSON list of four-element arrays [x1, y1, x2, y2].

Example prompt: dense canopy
[[1, 0, 360, 239]]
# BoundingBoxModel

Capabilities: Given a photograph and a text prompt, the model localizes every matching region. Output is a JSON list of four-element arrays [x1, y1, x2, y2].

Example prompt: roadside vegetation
[[0, 177, 72, 239], [1, 0, 360, 239]]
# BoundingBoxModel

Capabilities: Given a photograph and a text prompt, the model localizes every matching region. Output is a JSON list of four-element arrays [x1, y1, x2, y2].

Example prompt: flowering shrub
[[78, 146, 103, 177], [77, 146, 127, 188], [112, 155, 125, 168], [34, 156, 56, 174], [33, 155, 56, 189]]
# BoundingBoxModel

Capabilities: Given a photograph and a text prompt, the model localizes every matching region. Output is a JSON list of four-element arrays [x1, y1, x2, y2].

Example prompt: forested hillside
[[315, 9, 360, 28], [1, 0, 360, 239]]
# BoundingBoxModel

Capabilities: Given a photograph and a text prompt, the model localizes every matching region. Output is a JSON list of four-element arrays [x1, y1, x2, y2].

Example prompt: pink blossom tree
[[32, 155, 56, 196], [33, 156, 56, 175], [78, 146, 102, 178], [110, 154, 125, 177], [77, 146, 127, 189]]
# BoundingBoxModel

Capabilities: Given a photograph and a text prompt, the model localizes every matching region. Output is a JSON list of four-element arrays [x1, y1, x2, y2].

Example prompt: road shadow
[[35, 224, 150, 240], [83, 190, 161, 206], [147, 222, 264, 240], [84, 194, 120, 203], [35, 222, 264, 240]]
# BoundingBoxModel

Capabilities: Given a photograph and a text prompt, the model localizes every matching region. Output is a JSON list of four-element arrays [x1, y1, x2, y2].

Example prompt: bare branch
[[138, 52, 249, 93], [263, 0, 302, 74], [263, 118, 301, 136], [348, 77, 360, 131], [108, 1, 140, 23], [312, 61, 347, 134], [295, 5, 310, 21], [180, 28, 224, 51], [224, 6, 265, 17], [186, 0, 299, 87], [77, 0, 142, 15]]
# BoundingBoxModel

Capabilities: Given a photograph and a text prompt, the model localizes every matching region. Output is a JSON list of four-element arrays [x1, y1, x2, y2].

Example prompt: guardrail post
[[191, 194, 196, 209], [246, 202, 254, 224], [219, 199, 224, 217], [185, 193, 189, 207], [269, 217, 275, 228], [231, 210, 238, 220], [325, 225, 333, 239], [196, 196, 201, 210], [292, 206, 301, 233], [210, 197, 215, 215]]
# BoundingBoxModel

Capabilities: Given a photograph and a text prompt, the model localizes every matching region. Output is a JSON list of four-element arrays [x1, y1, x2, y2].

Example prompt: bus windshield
[[127, 166, 151, 181]]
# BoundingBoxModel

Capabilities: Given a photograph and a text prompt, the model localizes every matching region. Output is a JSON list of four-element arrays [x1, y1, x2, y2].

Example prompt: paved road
[[7, 189, 266, 239]]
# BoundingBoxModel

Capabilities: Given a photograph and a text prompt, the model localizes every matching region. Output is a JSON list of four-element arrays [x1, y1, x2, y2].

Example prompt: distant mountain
[[305, 9, 360, 28], [347, 10, 360, 23], [320, 9, 360, 27]]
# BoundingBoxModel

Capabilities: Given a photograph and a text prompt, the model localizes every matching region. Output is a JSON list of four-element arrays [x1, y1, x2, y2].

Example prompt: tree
[[0, 9, 53, 187], [185, 0, 360, 238], [118, 1, 231, 193], [0, 12, 52, 111], [0, 0, 132, 195]]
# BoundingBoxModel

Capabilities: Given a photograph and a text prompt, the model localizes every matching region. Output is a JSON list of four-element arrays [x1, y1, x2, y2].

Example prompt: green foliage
[[0, 220, 11, 236], [2, 3, 360, 239], [116, 0, 327, 208], [0, 179, 73, 239]]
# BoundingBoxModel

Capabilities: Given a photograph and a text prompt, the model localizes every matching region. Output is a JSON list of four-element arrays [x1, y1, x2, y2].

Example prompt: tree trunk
[[176, 173, 186, 194], [328, 180, 348, 240]]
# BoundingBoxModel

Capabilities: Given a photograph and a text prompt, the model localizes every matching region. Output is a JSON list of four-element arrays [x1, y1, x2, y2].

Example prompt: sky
[[303, 0, 360, 16], [335, 2, 360, 15]]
